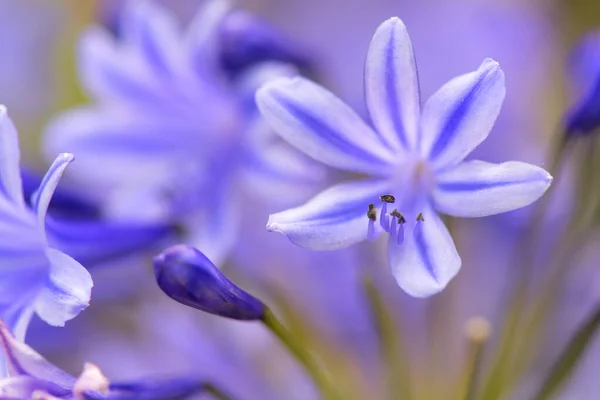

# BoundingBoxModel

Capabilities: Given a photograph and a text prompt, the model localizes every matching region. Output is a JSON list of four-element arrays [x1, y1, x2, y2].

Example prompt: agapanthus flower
[[0, 105, 92, 339], [256, 17, 553, 297], [44, 0, 324, 265], [0, 319, 229, 400]]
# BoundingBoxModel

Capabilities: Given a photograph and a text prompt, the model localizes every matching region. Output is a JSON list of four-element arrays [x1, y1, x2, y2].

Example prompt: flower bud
[[154, 245, 265, 320]]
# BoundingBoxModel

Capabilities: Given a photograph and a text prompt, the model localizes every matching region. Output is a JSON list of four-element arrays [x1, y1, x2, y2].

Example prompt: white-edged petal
[[33, 249, 92, 327], [389, 207, 461, 297], [256, 77, 395, 174], [365, 17, 420, 152], [420, 58, 506, 169], [433, 160, 552, 218], [31, 154, 74, 228], [0, 106, 24, 207], [267, 179, 391, 250]]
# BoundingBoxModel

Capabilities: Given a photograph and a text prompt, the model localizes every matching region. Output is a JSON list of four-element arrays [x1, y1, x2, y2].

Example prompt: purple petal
[[78, 26, 160, 104], [0, 106, 24, 208], [154, 245, 265, 320], [388, 207, 461, 297], [33, 249, 92, 327], [119, 1, 180, 75], [256, 77, 395, 174], [419, 58, 506, 169], [433, 160, 552, 218], [267, 179, 390, 250], [365, 17, 420, 152], [0, 319, 75, 390], [31, 154, 74, 228]]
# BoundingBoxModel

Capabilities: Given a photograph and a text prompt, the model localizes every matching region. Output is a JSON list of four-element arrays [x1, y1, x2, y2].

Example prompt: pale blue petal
[[420, 58, 506, 169], [389, 207, 461, 297], [256, 77, 395, 174], [185, 0, 232, 73], [33, 249, 93, 327], [78, 26, 160, 104], [0, 106, 24, 207], [0, 319, 75, 390], [120, 0, 181, 75], [31, 154, 74, 228], [365, 17, 420, 152], [267, 179, 391, 250], [433, 160, 552, 218]]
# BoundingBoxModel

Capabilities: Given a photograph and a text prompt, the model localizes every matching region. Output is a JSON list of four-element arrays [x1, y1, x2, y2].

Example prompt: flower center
[[366, 159, 435, 243]]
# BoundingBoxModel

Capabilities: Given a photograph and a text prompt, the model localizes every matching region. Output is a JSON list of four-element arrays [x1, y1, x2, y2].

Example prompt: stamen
[[389, 214, 405, 245], [416, 212, 425, 222], [390, 209, 406, 224], [367, 203, 377, 221], [379, 194, 396, 203], [380, 202, 390, 231]]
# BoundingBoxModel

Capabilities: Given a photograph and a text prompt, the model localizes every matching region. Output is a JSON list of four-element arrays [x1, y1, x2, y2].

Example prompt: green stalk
[[261, 308, 341, 400], [363, 277, 412, 400], [532, 305, 600, 400]]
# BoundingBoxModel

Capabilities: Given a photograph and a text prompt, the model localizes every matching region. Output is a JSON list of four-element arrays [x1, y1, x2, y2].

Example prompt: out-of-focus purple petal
[[46, 217, 172, 267], [107, 378, 206, 400], [78, 26, 159, 105], [420, 58, 505, 169], [0, 320, 75, 392], [365, 17, 420, 152], [20, 168, 100, 219], [119, 1, 181, 75], [256, 77, 395, 174], [0, 106, 24, 208], [185, 0, 232, 75], [0, 376, 60, 400], [31, 154, 74, 228], [267, 179, 390, 250], [434, 160, 552, 218], [33, 249, 92, 327], [388, 207, 461, 297], [154, 245, 265, 320], [220, 10, 312, 76]]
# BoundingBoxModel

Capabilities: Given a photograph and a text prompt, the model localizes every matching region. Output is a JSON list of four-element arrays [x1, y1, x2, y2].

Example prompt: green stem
[[261, 308, 341, 400], [532, 305, 600, 400], [462, 318, 491, 400], [363, 277, 412, 400]]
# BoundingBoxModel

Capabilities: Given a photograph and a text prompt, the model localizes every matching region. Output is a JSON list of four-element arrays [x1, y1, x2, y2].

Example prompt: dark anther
[[379, 194, 396, 203], [390, 209, 406, 224], [367, 204, 377, 221], [416, 213, 425, 222]]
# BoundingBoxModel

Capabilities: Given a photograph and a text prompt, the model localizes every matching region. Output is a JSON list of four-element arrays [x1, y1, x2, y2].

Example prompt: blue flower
[[154, 244, 266, 320], [565, 31, 600, 136], [256, 17, 553, 297], [44, 0, 325, 266], [0, 319, 225, 400], [0, 106, 92, 338]]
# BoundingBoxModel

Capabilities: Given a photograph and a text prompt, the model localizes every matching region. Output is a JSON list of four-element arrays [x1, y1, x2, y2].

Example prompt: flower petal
[[267, 179, 391, 250], [0, 106, 24, 207], [389, 207, 461, 297], [78, 26, 160, 105], [420, 58, 506, 169], [119, 0, 181, 75], [433, 160, 552, 218], [33, 249, 92, 327], [46, 217, 172, 267], [31, 154, 74, 228], [0, 319, 75, 390], [256, 77, 395, 174], [365, 17, 420, 152]]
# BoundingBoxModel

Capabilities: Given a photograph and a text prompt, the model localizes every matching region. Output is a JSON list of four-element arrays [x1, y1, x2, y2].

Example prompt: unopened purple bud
[[154, 245, 265, 320]]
